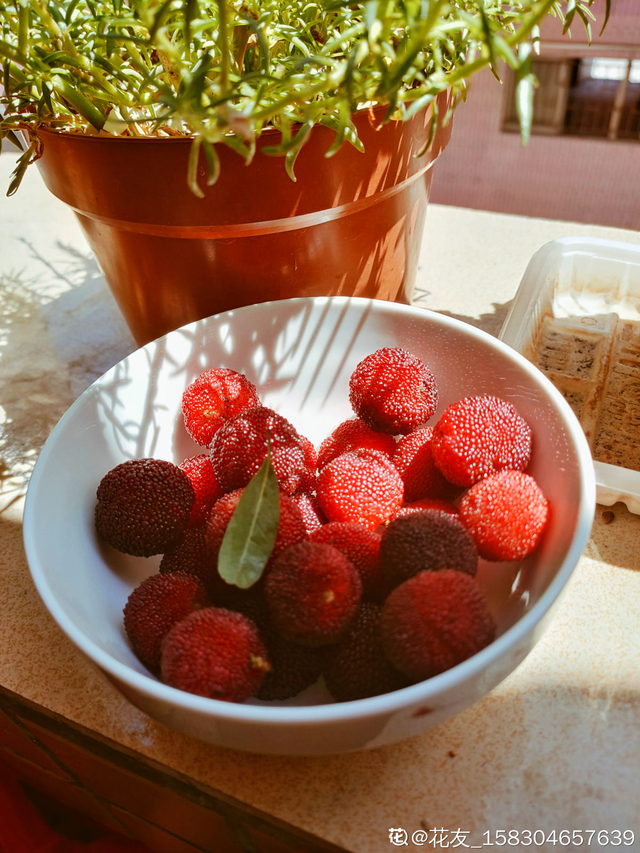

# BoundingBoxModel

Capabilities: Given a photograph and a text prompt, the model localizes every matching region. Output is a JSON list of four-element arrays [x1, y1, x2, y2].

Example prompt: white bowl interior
[[24, 297, 593, 732]]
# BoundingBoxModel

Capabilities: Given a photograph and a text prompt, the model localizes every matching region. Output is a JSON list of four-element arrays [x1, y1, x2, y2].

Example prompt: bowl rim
[[23, 296, 596, 725]]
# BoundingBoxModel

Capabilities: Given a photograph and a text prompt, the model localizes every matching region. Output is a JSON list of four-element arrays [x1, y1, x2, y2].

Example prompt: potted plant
[[0, 0, 604, 344]]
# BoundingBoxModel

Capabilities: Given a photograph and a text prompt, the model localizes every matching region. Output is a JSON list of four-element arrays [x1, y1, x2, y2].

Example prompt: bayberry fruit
[[379, 510, 477, 587], [349, 348, 438, 434], [393, 427, 457, 502], [123, 571, 208, 671], [96, 458, 194, 557], [324, 604, 409, 701], [431, 396, 532, 488], [290, 492, 327, 535], [310, 522, 386, 602], [265, 542, 362, 646], [161, 608, 270, 702], [380, 570, 495, 681], [182, 368, 260, 446], [396, 498, 459, 519], [316, 449, 404, 530], [318, 419, 396, 469], [210, 407, 315, 496], [179, 454, 223, 526], [459, 470, 549, 561]]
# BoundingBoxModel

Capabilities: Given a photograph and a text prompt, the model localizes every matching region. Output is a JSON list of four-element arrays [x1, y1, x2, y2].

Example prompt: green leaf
[[18, 4, 29, 58], [285, 119, 314, 180], [479, 3, 498, 71], [218, 452, 280, 589], [148, 0, 176, 40], [187, 136, 205, 197], [575, 5, 592, 42], [599, 0, 611, 36], [51, 75, 107, 130], [7, 137, 38, 196], [415, 98, 438, 157], [562, 0, 577, 34], [201, 138, 220, 185], [184, 0, 199, 52]]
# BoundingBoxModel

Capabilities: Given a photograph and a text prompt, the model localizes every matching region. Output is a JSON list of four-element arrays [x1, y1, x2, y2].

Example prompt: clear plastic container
[[500, 237, 640, 513]]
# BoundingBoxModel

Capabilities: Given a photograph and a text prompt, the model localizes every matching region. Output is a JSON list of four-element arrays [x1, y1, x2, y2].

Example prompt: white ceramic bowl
[[23, 297, 595, 755]]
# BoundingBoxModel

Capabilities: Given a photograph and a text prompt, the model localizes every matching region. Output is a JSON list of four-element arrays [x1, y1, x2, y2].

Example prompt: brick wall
[[429, 0, 640, 230]]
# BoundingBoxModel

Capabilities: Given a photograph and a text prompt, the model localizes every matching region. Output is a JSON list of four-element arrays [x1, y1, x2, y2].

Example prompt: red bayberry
[[161, 608, 270, 702], [431, 396, 532, 488], [290, 492, 327, 535], [299, 435, 318, 482], [265, 542, 362, 646], [324, 603, 409, 701], [259, 629, 333, 701], [396, 498, 459, 519], [228, 592, 331, 700], [379, 510, 477, 588], [310, 522, 386, 602], [349, 348, 438, 435], [96, 458, 194, 557], [123, 572, 208, 671], [316, 449, 404, 531], [179, 454, 223, 526], [393, 427, 457, 502], [210, 407, 314, 496], [181, 368, 260, 447], [204, 489, 244, 560], [459, 470, 549, 561], [317, 419, 396, 469], [159, 526, 229, 601], [380, 570, 496, 681], [160, 526, 209, 577]]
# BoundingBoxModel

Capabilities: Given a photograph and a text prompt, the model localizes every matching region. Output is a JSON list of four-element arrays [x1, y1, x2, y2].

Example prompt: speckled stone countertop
[[2, 146, 640, 852]]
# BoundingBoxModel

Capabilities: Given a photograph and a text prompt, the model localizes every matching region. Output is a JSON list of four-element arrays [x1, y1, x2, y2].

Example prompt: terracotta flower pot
[[34, 93, 452, 345]]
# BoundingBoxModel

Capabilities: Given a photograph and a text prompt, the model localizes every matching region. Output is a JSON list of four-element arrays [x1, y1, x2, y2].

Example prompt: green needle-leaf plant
[[0, 0, 607, 194]]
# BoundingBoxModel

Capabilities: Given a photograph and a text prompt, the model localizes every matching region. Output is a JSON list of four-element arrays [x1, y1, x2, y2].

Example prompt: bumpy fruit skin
[[380, 570, 496, 681], [393, 427, 457, 502], [396, 498, 458, 519], [379, 510, 477, 587], [310, 522, 386, 603], [210, 407, 315, 495], [299, 435, 318, 483], [179, 454, 223, 526], [123, 571, 208, 671], [265, 542, 362, 646], [160, 526, 210, 578], [161, 608, 270, 702], [459, 470, 549, 561], [159, 526, 231, 603], [290, 492, 327, 535], [95, 459, 195, 557], [181, 368, 260, 447], [431, 395, 532, 488], [317, 419, 396, 469], [348, 348, 438, 435], [203, 489, 244, 560], [258, 629, 333, 701], [324, 603, 409, 702], [316, 449, 404, 531], [228, 592, 332, 700]]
